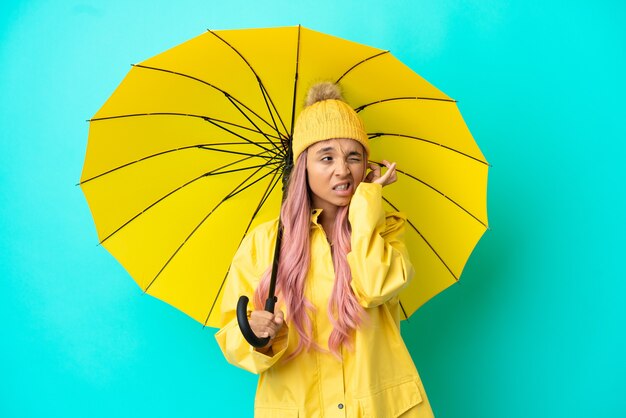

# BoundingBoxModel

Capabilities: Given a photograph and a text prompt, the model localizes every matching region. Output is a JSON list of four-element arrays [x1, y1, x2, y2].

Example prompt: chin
[[333, 198, 352, 207]]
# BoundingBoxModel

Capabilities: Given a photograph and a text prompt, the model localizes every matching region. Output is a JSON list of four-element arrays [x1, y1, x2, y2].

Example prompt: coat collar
[[310, 208, 323, 225]]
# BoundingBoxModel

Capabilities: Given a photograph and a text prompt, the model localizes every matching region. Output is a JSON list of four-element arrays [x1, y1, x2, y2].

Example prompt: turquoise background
[[1, 1, 625, 417]]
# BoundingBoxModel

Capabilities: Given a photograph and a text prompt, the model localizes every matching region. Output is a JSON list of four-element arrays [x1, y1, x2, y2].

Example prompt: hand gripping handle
[[236, 295, 277, 348]]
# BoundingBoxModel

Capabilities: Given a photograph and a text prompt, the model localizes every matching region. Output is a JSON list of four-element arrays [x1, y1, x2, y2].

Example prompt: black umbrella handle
[[236, 218, 283, 347], [236, 295, 277, 348]]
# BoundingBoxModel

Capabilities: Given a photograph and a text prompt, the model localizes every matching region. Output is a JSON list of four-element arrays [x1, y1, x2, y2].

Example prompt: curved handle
[[237, 220, 282, 348], [236, 295, 276, 348]]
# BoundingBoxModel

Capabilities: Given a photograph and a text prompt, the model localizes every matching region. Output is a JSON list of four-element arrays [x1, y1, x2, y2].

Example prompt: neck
[[317, 206, 337, 241]]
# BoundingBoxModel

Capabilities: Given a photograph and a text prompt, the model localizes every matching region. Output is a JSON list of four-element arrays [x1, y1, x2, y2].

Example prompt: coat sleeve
[[214, 222, 289, 374], [347, 182, 415, 308]]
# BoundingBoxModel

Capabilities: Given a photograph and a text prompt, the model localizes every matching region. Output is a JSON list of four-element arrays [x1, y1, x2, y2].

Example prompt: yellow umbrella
[[80, 25, 488, 328]]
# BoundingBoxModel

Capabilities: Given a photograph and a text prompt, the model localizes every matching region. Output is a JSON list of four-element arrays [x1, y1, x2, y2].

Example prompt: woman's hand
[[249, 310, 285, 346], [364, 160, 397, 187]]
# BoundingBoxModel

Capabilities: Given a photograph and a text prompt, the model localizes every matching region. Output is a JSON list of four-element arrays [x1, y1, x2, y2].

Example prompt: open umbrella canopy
[[80, 25, 488, 328]]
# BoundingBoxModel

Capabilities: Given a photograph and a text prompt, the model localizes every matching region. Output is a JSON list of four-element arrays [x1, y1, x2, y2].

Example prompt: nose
[[334, 160, 351, 176]]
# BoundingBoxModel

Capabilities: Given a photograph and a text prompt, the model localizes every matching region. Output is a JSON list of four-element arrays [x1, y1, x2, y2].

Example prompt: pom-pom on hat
[[292, 82, 369, 162]]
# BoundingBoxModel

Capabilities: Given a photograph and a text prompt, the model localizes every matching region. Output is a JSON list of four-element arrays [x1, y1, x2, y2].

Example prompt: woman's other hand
[[365, 160, 397, 187]]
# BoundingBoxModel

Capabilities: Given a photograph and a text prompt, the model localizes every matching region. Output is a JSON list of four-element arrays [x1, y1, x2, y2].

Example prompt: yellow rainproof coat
[[215, 183, 435, 418]]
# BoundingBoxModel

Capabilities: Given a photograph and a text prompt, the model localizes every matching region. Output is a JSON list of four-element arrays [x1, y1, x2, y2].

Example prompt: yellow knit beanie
[[292, 82, 369, 162]]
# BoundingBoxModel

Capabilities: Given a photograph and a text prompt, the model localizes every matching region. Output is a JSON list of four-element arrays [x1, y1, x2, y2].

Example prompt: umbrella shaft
[[267, 220, 283, 300]]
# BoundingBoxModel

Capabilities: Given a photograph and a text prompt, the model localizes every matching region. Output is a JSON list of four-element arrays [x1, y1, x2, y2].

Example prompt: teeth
[[335, 184, 348, 191]]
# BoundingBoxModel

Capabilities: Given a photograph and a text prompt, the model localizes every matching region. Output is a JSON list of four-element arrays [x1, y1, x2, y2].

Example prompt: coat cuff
[[215, 319, 288, 375]]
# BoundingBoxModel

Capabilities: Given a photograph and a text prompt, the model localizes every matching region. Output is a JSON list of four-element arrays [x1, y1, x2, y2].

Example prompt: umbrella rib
[[243, 164, 283, 222], [382, 196, 459, 282], [203, 167, 283, 326], [197, 146, 274, 158], [221, 95, 286, 157], [207, 29, 290, 139], [371, 160, 487, 228], [99, 152, 274, 245], [355, 96, 456, 113], [144, 161, 283, 293], [89, 112, 283, 142], [223, 154, 283, 201], [205, 117, 282, 141], [399, 301, 409, 321], [202, 116, 277, 154], [131, 64, 282, 137], [258, 82, 290, 143], [80, 142, 276, 185], [335, 50, 390, 84], [368, 132, 489, 166], [289, 25, 302, 137]]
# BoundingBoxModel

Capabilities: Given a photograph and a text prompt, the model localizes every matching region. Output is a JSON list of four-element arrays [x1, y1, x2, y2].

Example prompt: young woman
[[216, 82, 435, 418]]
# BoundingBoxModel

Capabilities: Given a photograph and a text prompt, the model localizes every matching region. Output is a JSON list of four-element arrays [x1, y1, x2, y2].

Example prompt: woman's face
[[305, 138, 367, 213]]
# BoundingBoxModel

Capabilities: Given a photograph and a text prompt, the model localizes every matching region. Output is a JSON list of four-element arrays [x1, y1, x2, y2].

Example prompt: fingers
[[274, 310, 285, 326], [367, 160, 397, 186], [379, 161, 397, 185], [368, 162, 381, 175], [249, 310, 285, 339], [364, 162, 379, 183]]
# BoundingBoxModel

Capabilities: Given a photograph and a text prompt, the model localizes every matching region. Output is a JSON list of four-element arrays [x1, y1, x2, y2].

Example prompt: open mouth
[[333, 183, 350, 191]]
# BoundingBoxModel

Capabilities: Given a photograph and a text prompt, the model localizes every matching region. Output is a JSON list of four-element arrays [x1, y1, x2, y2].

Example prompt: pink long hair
[[254, 149, 365, 358]]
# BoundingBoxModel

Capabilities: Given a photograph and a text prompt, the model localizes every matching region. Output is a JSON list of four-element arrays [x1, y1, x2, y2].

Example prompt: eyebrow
[[315, 147, 363, 156], [315, 147, 335, 155]]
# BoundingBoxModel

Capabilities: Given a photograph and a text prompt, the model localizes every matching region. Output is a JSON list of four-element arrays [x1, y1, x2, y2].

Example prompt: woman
[[215, 82, 435, 418]]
